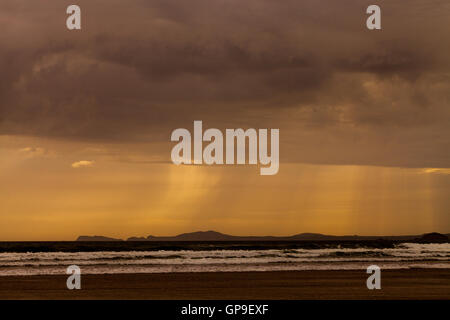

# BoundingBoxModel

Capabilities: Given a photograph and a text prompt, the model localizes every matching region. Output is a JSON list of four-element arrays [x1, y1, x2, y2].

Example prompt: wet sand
[[0, 269, 448, 299]]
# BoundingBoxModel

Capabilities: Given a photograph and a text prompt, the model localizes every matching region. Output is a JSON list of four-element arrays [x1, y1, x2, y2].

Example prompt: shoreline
[[1, 265, 449, 277], [0, 269, 449, 300]]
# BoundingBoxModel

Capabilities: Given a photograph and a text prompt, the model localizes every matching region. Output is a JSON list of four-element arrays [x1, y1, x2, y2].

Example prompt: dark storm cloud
[[0, 0, 449, 167]]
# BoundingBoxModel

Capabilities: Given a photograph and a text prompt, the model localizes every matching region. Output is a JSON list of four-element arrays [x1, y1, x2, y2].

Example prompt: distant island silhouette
[[76, 231, 450, 243], [0, 231, 448, 253]]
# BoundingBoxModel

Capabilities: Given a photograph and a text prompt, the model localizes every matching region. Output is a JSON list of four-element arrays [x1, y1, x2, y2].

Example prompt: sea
[[0, 242, 448, 276]]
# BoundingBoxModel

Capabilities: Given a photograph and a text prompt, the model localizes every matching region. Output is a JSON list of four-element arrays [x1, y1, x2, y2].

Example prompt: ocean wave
[[0, 243, 448, 276]]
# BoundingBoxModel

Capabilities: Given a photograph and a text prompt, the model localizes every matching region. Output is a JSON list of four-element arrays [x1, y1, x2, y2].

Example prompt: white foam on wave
[[0, 243, 448, 276]]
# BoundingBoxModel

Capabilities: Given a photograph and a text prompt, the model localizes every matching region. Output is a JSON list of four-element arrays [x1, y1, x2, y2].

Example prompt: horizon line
[[2, 230, 449, 242]]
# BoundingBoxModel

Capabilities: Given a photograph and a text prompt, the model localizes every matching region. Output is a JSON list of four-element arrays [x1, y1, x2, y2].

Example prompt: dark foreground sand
[[0, 269, 448, 299]]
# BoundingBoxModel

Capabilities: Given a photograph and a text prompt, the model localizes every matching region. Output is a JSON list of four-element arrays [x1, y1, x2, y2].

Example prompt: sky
[[0, 0, 449, 240]]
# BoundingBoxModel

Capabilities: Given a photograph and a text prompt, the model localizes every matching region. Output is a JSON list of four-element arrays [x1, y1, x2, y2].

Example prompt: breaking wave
[[0, 243, 448, 276]]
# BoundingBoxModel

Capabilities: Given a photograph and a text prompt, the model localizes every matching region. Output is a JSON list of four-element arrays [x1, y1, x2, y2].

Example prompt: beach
[[0, 269, 448, 300]]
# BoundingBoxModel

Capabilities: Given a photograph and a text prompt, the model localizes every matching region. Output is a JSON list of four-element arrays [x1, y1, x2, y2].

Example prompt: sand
[[0, 269, 448, 300]]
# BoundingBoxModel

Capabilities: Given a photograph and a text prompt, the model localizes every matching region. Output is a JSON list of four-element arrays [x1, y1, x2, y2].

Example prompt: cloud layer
[[71, 160, 94, 168], [1, 0, 449, 167]]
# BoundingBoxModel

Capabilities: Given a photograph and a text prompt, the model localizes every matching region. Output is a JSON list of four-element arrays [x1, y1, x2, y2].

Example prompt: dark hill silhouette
[[76, 235, 123, 242], [415, 232, 449, 243], [148, 231, 236, 241], [76, 231, 450, 243]]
